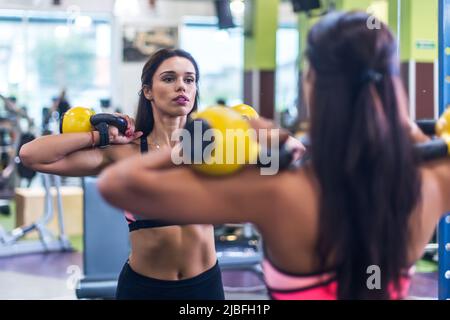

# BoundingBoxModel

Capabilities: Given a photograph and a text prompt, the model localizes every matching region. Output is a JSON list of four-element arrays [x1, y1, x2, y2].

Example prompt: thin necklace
[[148, 141, 160, 150]]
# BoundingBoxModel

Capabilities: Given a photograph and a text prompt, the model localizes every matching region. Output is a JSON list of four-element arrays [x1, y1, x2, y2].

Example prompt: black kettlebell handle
[[414, 119, 449, 161], [90, 114, 127, 135], [416, 119, 437, 136], [415, 139, 448, 161]]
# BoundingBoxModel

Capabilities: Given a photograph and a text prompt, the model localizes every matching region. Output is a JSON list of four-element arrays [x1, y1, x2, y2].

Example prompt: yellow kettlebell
[[230, 104, 259, 120], [436, 108, 450, 153], [60, 106, 96, 133], [60, 106, 128, 136], [436, 108, 450, 138], [185, 106, 259, 176]]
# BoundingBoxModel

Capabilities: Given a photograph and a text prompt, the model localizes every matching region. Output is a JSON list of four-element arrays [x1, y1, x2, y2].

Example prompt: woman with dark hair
[[19, 48, 225, 300], [98, 12, 450, 300]]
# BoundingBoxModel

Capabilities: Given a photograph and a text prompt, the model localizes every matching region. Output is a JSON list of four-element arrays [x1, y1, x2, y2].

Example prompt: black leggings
[[115, 260, 225, 300]]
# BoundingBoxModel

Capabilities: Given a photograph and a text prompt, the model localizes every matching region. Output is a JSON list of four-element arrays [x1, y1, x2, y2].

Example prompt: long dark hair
[[135, 48, 200, 137], [306, 11, 421, 299]]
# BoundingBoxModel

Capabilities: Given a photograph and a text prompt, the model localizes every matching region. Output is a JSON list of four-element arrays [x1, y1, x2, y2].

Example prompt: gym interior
[[0, 0, 449, 301]]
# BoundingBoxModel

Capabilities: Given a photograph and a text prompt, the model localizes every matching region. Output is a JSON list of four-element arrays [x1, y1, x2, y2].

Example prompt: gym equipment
[[0, 121, 19, 216], [16, 132, 37, 187], [60, 107, 127, 135], [436, 108, 450, 137], [0, 96, 68, 257], [76, 176, 130, 299], [416, 109, 450, 161], [60, 107, 128, 148], [0, 99, 37, 216], [0, 123, 18, 190], [184, 106, 293, 176], [184, 106, 260, 176], [0, 173, 72, 257], [60, 107, 96, 134]]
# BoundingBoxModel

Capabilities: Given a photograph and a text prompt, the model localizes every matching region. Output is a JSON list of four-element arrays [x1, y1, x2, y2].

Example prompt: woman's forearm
[[19, 131, 100, 168], [98, 147, 174, 205]]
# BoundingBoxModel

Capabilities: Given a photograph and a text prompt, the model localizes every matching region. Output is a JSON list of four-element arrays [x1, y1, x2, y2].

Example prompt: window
[[276, 26, 299, 113], [180, 20, 243, 109], [0, 10, 111, 132], [181, 20, 299, 115]]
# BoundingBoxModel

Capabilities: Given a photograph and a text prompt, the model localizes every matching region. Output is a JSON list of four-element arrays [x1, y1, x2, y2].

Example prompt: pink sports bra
[[262, 256, 414, 300]]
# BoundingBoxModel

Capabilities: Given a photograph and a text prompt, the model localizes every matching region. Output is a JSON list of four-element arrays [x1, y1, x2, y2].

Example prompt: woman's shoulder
[[418, 158, 450, 219], [279, 165, 318, 196], [421, 158, 450, 192]]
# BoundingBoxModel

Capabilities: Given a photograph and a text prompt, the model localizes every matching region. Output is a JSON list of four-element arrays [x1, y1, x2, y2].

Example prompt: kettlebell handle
[[90, 114, 127, 135]]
